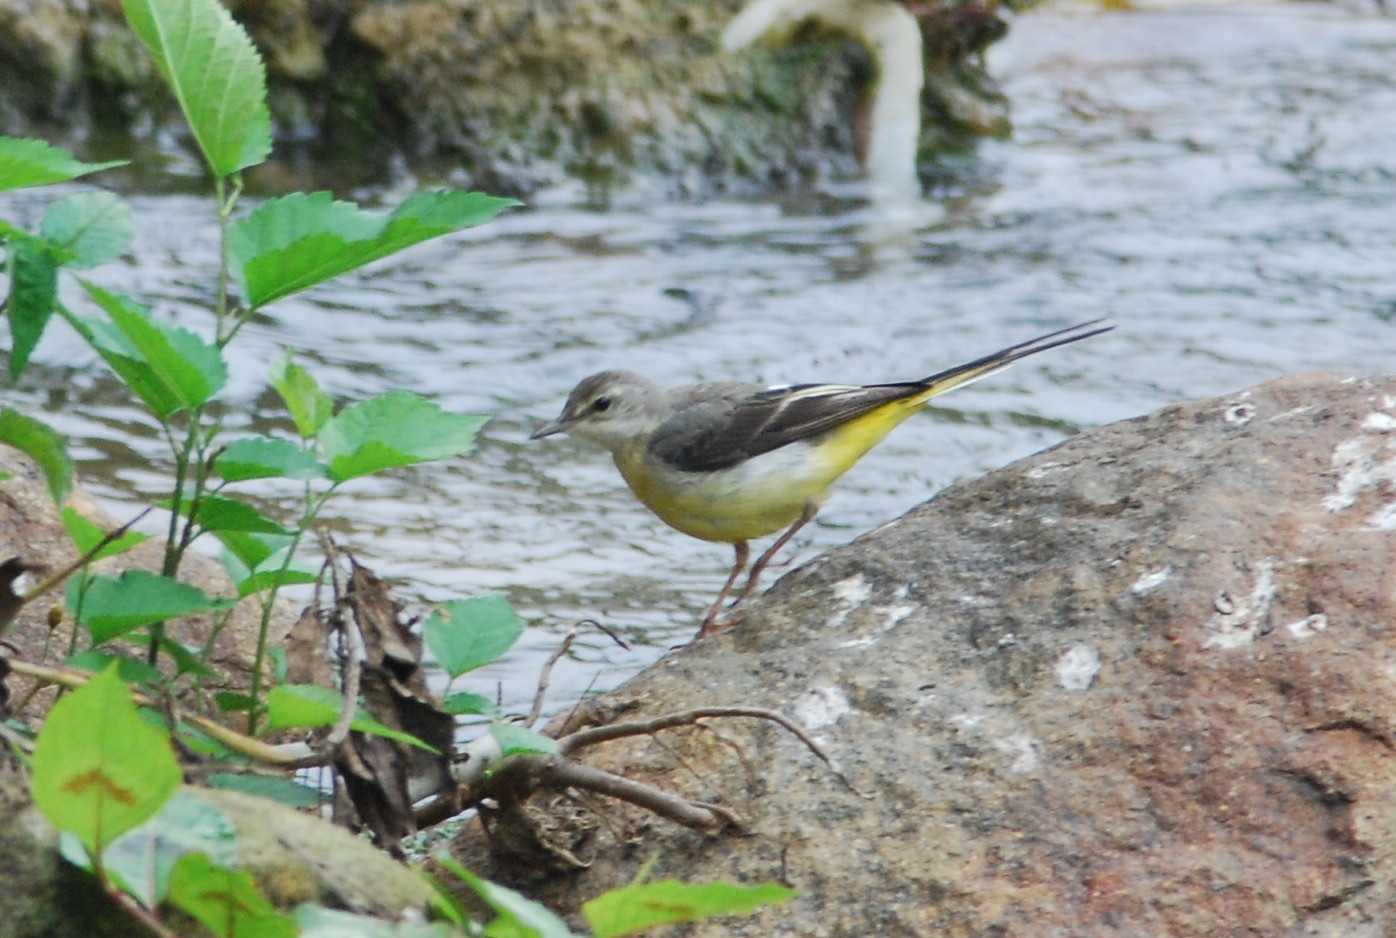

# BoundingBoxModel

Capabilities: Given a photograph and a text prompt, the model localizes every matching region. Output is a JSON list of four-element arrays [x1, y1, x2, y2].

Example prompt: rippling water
[[3, 4, 1394, 713]]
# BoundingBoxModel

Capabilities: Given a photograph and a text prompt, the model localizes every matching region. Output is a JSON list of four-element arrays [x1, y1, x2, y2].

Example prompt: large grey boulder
[[451, 373, 1396, 937]]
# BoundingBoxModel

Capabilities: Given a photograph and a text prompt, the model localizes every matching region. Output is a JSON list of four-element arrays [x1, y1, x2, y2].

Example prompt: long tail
[[892, 319, 1115, 401]]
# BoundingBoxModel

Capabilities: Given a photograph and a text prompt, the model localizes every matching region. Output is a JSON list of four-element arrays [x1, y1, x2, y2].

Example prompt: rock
[[0, 0, 1023, 195], [0, 759, 439, 936], [0, 443, 296, 714], [449, 373, 1396, 937]]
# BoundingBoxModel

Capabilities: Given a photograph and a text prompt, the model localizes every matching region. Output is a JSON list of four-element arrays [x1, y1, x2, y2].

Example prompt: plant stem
[[245, 481, 337, 735], [216, 175, 245, 349]]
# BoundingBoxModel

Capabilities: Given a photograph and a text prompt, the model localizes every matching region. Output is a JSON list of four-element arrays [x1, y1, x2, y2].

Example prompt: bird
[[532, 319, 1114, 638]]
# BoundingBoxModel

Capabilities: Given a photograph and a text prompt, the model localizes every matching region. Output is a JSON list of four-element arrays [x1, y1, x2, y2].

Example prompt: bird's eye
[[593, 396, 612, 413]]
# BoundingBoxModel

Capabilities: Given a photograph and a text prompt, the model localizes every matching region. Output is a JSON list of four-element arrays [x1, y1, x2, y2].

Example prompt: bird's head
[[530, 371, 666, 452]]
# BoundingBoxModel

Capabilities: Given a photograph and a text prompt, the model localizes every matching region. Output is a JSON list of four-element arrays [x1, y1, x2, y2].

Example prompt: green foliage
[[78, 279, 228, 414], [228, 190, 519, 309], [59, 788, 237, 908], [442, 691, 497, 717], [164, 493, 291, 535], [216, 437, 326, 482], [206, 772, 323, 809], [294, 906, 457, 938], [121, 0, 271, 176], [220, 544, 319, 598], [436, 856, 579, 938], [30, 664, 181, 858], [66, 650, 164, 687], [5, 236, 59, 377], [167, 852, 297, 938], [268, 356, 335, 440], [423, 596, 523, 680], [61, 507, 151, 561], [582, 880, 795, 937], [0, 136, 126, 191], [0, 407, 72, 502], [489, 723, 558, 758], [71, 570, 230, 644], [40, 191, 133, 268], [318, 391, 488, 482], [264, 684, 440, 752]]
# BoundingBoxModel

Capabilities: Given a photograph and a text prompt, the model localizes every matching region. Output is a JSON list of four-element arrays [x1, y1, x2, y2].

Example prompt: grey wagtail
[[532, 319, 1114, 637]]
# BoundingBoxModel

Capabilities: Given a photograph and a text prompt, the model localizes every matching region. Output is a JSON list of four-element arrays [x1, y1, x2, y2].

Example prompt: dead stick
[[526, 627, 577, 726]]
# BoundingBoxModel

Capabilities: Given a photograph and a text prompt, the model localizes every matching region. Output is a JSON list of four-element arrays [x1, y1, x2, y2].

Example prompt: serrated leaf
[[167, 852, 297, 938], [268, 355, 333, 439], [442, 692, 496, 717], [76, 570, 228, 645], [61, 507, 150, 561], [162, 493, 290, 535], [121, 0, 271, 177], [40, 191, 133, 268], [57, 305, 183, 419], [264, 684, 439, 752], [0, 136, 126, 192], [215, 436, 325, 482], [319, 391, 487, 482], [30, 664, 180, 857], [582, 880, 795, 938], [6, 236, 59, 377], [436, 855, 578, 938], [79, 280, 227, 411], [229, 189, 520, 308], [489, 723, 557, 758], [213, 530, 291, 570], [423, 596, 522, 680], [0, 407, 71, 503], [59, 788, 237, 908], [207, 773, 322, 809]]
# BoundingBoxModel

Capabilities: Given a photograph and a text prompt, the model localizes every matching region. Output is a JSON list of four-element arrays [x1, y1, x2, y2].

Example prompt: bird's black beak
[[529, 419, 567, 440]]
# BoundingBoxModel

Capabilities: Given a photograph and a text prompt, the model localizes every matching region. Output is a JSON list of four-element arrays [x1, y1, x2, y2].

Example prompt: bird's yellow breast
[[613, 393, 927, 543]]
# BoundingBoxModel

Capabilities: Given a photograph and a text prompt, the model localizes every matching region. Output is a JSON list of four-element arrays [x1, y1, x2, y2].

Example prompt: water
[[3, 4, 1394, 716]]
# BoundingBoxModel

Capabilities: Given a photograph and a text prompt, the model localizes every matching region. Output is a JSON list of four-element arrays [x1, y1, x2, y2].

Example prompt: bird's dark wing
[[648, 382, 918, 472]]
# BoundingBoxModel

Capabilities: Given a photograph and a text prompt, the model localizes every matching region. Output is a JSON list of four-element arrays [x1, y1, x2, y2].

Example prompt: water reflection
[[2, 5, 1394, 714]]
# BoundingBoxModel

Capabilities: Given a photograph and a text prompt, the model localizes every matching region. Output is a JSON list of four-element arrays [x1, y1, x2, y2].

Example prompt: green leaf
[[320, 391, 487, 483], [159, 637, 215, 677], [40, 191, 133, 268], [436, 855, 578, 938], [423, 596, 522, 680], [120, 0, 271, 177], [207, 773, 322, 809], [489, 723, 557, 758], [61, 507, 151, 561], [79, 280, 227, 412], [0, 137, 126, 191], [6, 236, 59, 378], [228, 189, 520, 308], [215, 436, 325, 482], [294, 905, 458, 937], [167, 853, 297, 938], [65, 650, 163, 688], [57, 304, 183, 419], [214, 530, 291, 570], [264, 684, 440, 752], [582, 881, 795, 938], [0, 407, 71, 503], [268, 355, 333, 440], [76, 570, 229, 645], [59, 788, 237, 909], [442, 692, 496, 717], [234, 560, 318, 598], [162, 493, 290, 535], [30, 664, 181, 857]]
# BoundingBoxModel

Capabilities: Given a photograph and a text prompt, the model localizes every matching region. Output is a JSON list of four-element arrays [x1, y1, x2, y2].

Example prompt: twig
[[13, 507, 154, 608], [106, 880, 178, 938], [577, 617, 630, 651], [558, 707, 831, 767], [527, 757, 733, 831], [5, 658, 321, 767], [526, 628, 577, 726], [323, 608, 364, 752]]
